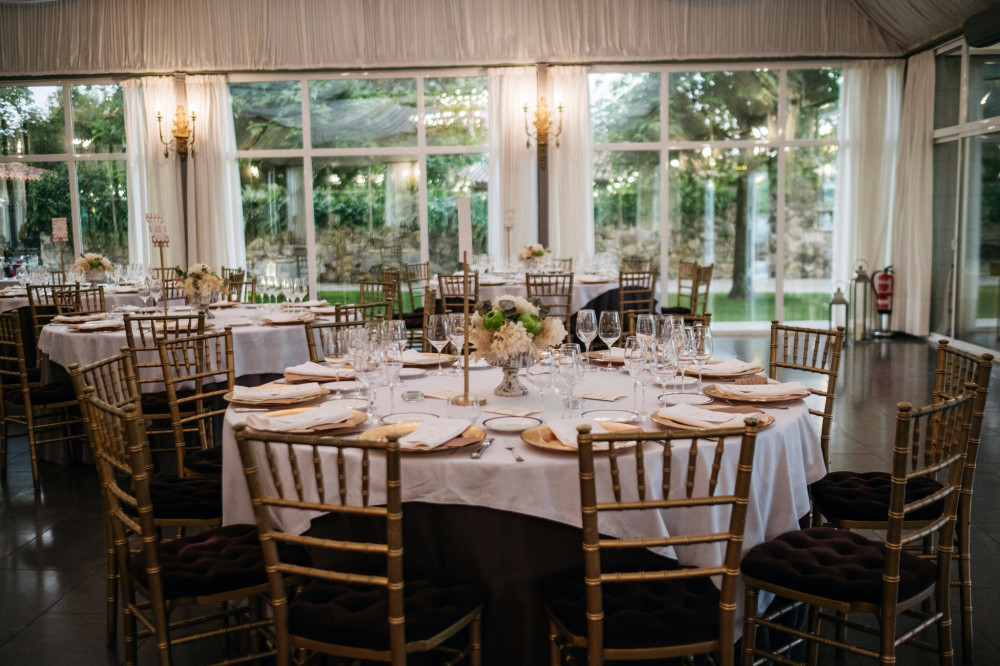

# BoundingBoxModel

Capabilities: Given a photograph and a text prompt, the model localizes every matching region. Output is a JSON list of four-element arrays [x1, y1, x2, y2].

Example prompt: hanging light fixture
[[156, 106, 196, 160]]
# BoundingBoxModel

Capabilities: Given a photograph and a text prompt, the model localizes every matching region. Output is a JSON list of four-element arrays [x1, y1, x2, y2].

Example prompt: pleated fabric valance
[[0, 0, 940, 78]]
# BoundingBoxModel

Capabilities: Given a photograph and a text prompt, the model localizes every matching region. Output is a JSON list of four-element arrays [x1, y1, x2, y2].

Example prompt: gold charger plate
[[583, 351, 625, 365], [403, 352, 457, 367], [224, 386, 331, 407], [359, 422, 486, 453], [702, 384, 809, 403], [650, 404, 774, 429], [250, 407, 368, 434], [521, 421, 641, 453]]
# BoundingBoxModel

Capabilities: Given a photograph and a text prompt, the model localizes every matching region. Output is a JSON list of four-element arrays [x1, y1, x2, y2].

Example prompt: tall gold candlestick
[[462, 251, 470, 399]]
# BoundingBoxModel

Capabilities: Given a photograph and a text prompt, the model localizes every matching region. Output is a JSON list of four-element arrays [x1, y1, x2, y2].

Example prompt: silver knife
[[470, 438, 494, 459]]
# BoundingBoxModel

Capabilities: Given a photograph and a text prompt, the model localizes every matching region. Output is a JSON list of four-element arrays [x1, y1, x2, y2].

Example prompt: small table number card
[[51, 218, 68, 243], [145, 213, 170, 247]]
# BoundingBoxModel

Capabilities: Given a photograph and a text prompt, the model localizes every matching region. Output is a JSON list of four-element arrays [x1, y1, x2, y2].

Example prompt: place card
[[573, 391, 626, 402], [51, 217, 68, 242], [424, 388, 464, 400], [145, 212, 169, 247], [484, 405, 540, 417]]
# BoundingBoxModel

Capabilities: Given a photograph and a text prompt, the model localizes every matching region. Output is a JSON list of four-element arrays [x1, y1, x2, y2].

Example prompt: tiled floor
[[0, 334, 997, 664]]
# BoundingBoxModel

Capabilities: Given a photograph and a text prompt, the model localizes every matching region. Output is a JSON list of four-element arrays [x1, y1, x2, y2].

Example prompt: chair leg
[[104, 517, 118, 647], [957, 506, 974, 662], [548, 620, 562, 666], [742, 585, 759, 666], [25, 416, 40, 490], [470, 610, 482, 666], [0, 415, 7, 480], [807, 605, 821, 666], [938, 571, 956, 666]]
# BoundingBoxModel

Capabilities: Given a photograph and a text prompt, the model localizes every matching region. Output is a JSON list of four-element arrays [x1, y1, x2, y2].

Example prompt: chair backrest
[[438, 273, 479, 312], [227, 277, 257, 303], [553, 257, 573, 272], [305, 320, 368, 363], [575, 419, 759, 662], [151, 266, 179, 283], [157, 328, 236, 473], [68, 349, 139, 414], [221, 266, 245, 282], [123, 313, 206, 397], [335, 301, 388, 324], [421, 286, 438, 352], [674, 261, 714, 315], [78, 286, 107, 314], [618, 270, 656, 321], [359, 278, 395, 320], [0, 311, 31, 394], [525, 272, 573, 338], [27, 284, 81, 346], [162, 279, 186, 304], [404, 262, 431, 311], [881, 392, 975, 614], [768, 321, 845, 471], [620, 256, 653, 272], [234, 425, 409, 658], [381, 267, 406, 315]]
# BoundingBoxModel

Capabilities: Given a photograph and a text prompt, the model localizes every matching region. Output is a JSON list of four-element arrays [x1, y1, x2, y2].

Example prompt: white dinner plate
[[659, 392, 713, 406], [582, 409, 639, 423], [399, 368, 426, 378], [483, 415, 542, 433], [225, 318, 253, 327], [379, 412, 439, 425]]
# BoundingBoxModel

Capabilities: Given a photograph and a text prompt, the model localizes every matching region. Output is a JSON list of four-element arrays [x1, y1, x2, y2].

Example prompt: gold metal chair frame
[[304, 319, 367, 363], [672, 260, 714, 316], [234, 424, 484, 665], [617, 270, 657, 324], [404, 262, 431, 313], [438, 272, 479, 312], [742, 390, 976, 666], [545, 419, 759, 666], [620, 256, 653, 272], [525, 272, 573, 340]]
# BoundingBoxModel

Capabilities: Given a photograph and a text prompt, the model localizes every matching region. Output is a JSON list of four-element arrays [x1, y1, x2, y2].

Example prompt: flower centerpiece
[[469, 295, 567, 396], [517, 243, 550, 261], [73, 253, 113, 283], [176, 263, 227, 316]]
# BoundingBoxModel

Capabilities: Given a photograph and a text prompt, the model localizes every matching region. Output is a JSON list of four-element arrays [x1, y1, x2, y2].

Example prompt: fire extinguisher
[[872, 265, 895, 337]]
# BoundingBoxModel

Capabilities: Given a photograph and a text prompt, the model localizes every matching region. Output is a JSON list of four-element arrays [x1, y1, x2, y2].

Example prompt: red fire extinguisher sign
[[873, 265, 894, 315]]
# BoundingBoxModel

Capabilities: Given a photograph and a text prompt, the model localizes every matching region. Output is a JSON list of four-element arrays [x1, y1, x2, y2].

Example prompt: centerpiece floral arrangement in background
[[176, 263, 227, 301], [517, 243, 550, 261], [73, 253, 113, 273]]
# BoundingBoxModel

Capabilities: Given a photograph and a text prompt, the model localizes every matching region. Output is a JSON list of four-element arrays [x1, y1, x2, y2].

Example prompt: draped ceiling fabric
[[0, 0, 997, 77]]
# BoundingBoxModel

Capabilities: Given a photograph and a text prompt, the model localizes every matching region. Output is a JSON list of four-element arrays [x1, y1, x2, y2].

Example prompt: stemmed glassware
[[597, 310, 621, 372], [446, 313, 467, 374], [674, 328, 695, 393], [280, 277, 293, 307], [635, 314, 655, 351], [551, 343, 583, 419], [523, 347, 553, 400], [624, 336, 650, 416], [652, 336, 678, 399], [689, 325, 714, 393], [292, 277, 308, 311], [137, 278, 151, 310], [575, 309, 597, 371], [353, 345, 385, 420], [380, 320, 408, 354], [425, 314, 450, 375], [149, 279, 163, 312], [322, 329, 350, 399], [381, 343, 403, 414]]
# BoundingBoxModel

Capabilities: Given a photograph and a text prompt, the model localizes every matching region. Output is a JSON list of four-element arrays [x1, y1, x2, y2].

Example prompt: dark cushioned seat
[[184, 446, 223, 476], [148, 476, 221, 520], [129, 524, 275, 599], [660, 306, 692, 315], [4, 381, 78, 405], [288, 572, 486, 651], [539, 562, 720, 650], [811, 471, 944, 522], [402, 311, 423, 329], [140, 388, 198, 415], [740, 527, 937, 606]]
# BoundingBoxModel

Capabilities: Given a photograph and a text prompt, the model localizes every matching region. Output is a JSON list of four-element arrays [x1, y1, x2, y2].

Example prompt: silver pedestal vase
[[489, 350, 536, 397]]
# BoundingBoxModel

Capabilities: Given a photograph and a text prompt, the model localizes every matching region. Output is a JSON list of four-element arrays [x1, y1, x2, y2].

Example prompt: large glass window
[[0, 83, 127, 269], [240, 157, 307, 283]]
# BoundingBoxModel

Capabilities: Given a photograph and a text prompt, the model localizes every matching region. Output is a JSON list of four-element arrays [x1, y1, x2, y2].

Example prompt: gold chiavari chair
[[227, 277, 258, 304], [156, 328, 235, 476], [663, 261, 714, 316], [552, 257, 573, 272], [0, 311, 84, 489], [768, 320, 845, 474], [162, 279, 186, 306], [82, 391, 280, 666], [438, 272, 479, 312], [234, 424, 486, 665], [221, 266, 245, 282], [335, 301, 388, 324], [358, 278, 395, 320], [811, 341, 993, 661], [27, 283, 81, 349], [541, 418, 759, 666], [151, 266, 180, 283], [620, 256, 653, 272], [741, 390, 976, 666], [525, 272, 573, 340], [617, 270, 656, 324], [78, 285, 107, 314], [304, 319, 366, 363], [404, 261, 431, 312], [380, 267, 405, 316], [49, 267, 67, 283], [419, 286, 438, 352]]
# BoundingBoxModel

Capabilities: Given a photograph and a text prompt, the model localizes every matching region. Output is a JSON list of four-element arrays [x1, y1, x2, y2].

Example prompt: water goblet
[[635, 314, 655, 351], [382, 343, 403, 414], [597, 310, 621, 372], [137, 278, 151, 309], [551, 343, 583, 418], [381, 319, 408, 353], [426, 314, 450, 376], [322, 329, 350, 399], [575, 309, 597, 371], [689, 325, 714, 393], [446, 312, 467, 373], [674, 328, 695, 393], [624, 336, 647, 415], [353, 346, 385, 420], [522, 348, 553, 399], [149, 279, 163, 312]]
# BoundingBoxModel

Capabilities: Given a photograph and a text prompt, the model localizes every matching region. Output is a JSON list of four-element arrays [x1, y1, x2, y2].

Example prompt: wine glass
[[575, 309, 597, 371], [689, 325, 714, 393], [446, 312, 467, 373], [353, 345, 385, 420], [523, 347, 553, 399], [380, 319, 408, 353], [137, 278, 151, 309], [280, 277, 293, 307], [322, 329, 350, 399], [624, 336, 647, 415], [149, 279, 163, 312], [551, 344, 583, 419], [635, 314, 655, 351], [292, 277, 308, 311], [381, 343, 403, 414], [597, 310, 621, 372], [425, 314, 450, 375], [653, 337, 678, 399], [674, 328, 695, 393]]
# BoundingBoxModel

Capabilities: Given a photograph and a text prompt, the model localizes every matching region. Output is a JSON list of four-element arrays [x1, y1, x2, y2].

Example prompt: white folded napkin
[[71, 319, 123, 331], [656, 404, 748, 428], [284, 362, 350, 380], [231, 382, 324, 403], [112, 286, 138, 293], [696, 359, 762, 376], [709, 381, 809, 399], [264, 312, 309, 324], [457, 356, 490, 368], [53, 313, 107, 324], [399, 418, 469, 450], [400, 349, 435, 364], [309, 306, 339, 315], [604, 348, 626, 361], [287, 299, 328, 308], [245, 403, 354, 432], [548, 419, 608, 448]]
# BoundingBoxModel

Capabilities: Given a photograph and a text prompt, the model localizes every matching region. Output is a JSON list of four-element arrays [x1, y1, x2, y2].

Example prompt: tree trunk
[[729, 171, 749, 299]]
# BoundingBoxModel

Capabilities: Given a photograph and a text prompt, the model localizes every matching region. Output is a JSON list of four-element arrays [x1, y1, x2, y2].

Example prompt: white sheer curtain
[[832, 60, 903, 286], [546, 66, 594, 263], [184, 75, 245, 269], [122, 77, 185, 268], [488, 67, 537, 260], [890, 51, 935, 336]]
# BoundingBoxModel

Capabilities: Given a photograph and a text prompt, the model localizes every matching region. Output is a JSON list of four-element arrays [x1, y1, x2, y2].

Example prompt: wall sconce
[[157, 105, 196, 160], [523, 97, 563, 169]]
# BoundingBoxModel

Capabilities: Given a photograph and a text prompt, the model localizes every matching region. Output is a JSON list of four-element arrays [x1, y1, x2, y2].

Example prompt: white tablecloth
[[0, 288, 145, 313], [37, 305, 311, 381], [222, 365, 824, 569], [477, 278, 619, 315]]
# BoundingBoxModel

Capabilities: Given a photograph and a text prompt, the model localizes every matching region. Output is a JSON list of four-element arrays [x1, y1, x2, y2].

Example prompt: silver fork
[[506, 440, 524, 462]]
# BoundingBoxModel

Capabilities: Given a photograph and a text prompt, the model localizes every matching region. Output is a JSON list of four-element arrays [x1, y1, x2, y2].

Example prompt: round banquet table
[[0, 286, 147, 313], [37, 304, 311, 383], [476, 275, 619, 315], [221, 363, 825, 664]]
